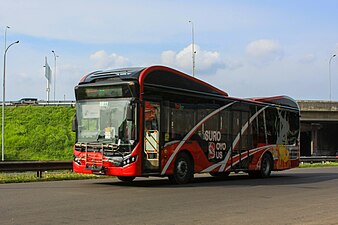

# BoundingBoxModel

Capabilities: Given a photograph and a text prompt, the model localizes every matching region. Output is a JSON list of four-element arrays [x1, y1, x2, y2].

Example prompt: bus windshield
[[76, 99, 135, 145]]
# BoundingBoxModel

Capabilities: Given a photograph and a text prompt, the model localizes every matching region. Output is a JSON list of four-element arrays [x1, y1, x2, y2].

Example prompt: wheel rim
[[177, 160, 188, 178]]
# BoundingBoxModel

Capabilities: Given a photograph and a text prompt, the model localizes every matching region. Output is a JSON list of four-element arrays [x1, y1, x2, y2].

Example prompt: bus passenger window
[[145, 101, 160, 131]]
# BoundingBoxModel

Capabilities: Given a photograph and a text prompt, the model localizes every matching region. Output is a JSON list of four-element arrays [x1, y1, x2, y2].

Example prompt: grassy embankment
[[0, 105, 104, 183], [0, 172, 103, 184], [1, 105, 75, 160], [299, 162, 338, 168]]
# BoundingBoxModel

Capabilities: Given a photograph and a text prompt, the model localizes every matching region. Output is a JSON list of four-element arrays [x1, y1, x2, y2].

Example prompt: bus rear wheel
[[249, 153, 273, 178], [168, 152, 194, 184], [117, 176, 135, 182], [260, 153, 273, 177]]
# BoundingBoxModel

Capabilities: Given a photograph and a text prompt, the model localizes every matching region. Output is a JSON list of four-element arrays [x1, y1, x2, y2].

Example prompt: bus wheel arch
[[168, 150, 194, 184]]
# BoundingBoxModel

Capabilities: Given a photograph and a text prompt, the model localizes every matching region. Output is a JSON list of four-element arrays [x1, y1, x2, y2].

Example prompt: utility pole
[[2, 40, 19, 161], [329, 54, 336, 101], [189, 21, 196, 77], [52, 50, 58, 101]]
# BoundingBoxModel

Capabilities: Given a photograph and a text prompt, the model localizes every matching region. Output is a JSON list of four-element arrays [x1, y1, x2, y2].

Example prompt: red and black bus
[[73, 65, 300, 184]]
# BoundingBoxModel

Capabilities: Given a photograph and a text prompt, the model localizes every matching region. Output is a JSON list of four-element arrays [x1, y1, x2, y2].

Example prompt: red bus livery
[[73, 65, 300, 184]]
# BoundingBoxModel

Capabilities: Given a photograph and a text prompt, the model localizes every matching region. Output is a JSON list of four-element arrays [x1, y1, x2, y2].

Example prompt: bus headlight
[[73, 155, 82, 165], [122, 155, 137, 166]]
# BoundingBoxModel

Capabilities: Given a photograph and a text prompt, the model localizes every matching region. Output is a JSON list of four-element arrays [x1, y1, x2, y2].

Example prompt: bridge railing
[[299, 156, 338, 163]]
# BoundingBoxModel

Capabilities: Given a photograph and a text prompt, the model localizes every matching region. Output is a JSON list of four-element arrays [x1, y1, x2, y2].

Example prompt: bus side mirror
[[72, 114, 77, 132]]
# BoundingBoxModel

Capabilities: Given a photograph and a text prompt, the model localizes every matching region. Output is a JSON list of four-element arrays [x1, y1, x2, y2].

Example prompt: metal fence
[[299, 156, 338, 163], [5, 100, 75, 107], [0, 160, 72, 178], [1, 156, 337, 178]]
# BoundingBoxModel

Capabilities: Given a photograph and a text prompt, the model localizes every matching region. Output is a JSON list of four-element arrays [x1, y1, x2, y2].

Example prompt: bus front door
[[143, 101, 161, 171]]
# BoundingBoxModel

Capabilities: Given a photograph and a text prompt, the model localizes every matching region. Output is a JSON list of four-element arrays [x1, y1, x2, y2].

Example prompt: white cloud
[[197, 48, 221, 70], [246, 39, 283, 65], [223, 59, 243, 70], [90, 50, 130, 69], [161, 44, 227, 74], [299, 53, 316, 63], [2, 1, 338, 102], [161, 50, 176, 66]]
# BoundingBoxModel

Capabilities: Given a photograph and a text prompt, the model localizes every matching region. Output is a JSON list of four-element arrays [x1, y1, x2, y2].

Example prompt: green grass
[[0, 171, 107, 184], [299, 162, 338, 168], [1, 105, 76, 160]]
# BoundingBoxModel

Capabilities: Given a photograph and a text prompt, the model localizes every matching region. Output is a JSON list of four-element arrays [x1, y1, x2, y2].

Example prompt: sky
[[1, 0, 338, 101]]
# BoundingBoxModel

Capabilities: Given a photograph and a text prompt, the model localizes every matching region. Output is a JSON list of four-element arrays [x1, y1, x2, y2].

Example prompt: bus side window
[[241, 111, 251, 151], [170, 102, 196, 140], [145, 101, 160, 131], [265, 108, 277, 144], [288, 111, 299, 145], [220, 110, 230, 142]]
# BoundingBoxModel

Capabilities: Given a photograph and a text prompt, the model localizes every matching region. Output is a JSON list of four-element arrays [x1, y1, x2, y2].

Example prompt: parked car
[[18, 98, 38, 104]]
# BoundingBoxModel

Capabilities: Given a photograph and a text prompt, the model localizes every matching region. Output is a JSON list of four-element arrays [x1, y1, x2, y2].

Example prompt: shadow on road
[[94, 167, 338, 188]]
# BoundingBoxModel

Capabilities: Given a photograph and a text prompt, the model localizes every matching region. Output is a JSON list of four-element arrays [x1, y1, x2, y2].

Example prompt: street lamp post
[[189, 20, 196, 77], [329, 54, 336, 101], [2, 40, 19, 161], [4, 26, 10, 51], [52, 50, 58, 101]]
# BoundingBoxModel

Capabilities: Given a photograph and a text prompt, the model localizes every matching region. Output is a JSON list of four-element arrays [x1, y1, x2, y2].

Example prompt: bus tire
[[168, 152, 194, 184], [260, 153, 273, 178], [117, 176, 135, 182], [248, 153, 273, 178]]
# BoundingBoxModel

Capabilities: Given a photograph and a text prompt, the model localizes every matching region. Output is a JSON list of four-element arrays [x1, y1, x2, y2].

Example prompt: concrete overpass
[[298, 100, 338, 156]]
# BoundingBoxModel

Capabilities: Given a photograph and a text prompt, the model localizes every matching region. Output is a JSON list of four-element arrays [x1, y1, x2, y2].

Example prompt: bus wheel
[[248, 153, 273, 178], [210, 172, 230, 178], [249, 153, 273, 178], [260, 153, 273, 178], [168, 152, 194, 184], [117, 176, 135, 182]]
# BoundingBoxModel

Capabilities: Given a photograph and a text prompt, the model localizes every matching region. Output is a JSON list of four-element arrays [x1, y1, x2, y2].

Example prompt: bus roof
[[250, 96, 299, 109], [79, 65, 228, 97], [78, 65, 298, 109], [79, 67, 146, 83]]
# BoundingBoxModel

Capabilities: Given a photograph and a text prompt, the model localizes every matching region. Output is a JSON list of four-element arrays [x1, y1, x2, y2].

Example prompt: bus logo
[[208, 142, 216, 159]]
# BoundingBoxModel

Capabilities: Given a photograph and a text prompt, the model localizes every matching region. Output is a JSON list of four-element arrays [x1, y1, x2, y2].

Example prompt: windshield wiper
[[96, 132, 106, 141], [95, 132, 118, 144]]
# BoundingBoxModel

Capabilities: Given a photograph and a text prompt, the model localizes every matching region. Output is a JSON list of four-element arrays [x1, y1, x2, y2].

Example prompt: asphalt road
[[1, 167, 338, 225]]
